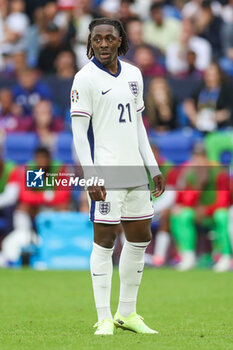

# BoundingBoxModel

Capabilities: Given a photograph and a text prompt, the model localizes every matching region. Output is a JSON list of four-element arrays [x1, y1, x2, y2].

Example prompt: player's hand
[[88, 185, 106, 201], [152, 174, 165, 198]]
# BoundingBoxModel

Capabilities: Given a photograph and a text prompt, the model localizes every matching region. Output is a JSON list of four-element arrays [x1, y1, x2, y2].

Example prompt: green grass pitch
[[0, 268, 232, 350]]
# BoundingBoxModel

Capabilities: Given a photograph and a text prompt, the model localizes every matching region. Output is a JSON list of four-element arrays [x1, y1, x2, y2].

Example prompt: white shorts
[[87, 185, 154, 224]]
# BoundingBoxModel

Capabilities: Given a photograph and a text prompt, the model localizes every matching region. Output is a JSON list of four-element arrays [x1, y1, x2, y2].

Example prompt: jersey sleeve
[[70, 72, 93, 119], [136, 70, 145, 113]]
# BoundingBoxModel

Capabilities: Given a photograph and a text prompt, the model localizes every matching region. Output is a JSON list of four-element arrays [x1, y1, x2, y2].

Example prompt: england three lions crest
[[128, 81, 139, 97], [99, 202, 111, 215]]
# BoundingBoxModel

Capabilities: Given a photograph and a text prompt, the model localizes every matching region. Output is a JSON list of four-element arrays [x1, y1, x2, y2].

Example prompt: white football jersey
[[70, 58, 149, 187]]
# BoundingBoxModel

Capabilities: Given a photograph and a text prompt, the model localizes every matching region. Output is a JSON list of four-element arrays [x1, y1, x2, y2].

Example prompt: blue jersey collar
[[92, 57, 121, 77]]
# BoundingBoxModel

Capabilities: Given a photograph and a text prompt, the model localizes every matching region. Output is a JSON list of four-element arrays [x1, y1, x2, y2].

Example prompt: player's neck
[[105, 60, 118, 75], [95, 57, 119, 75]]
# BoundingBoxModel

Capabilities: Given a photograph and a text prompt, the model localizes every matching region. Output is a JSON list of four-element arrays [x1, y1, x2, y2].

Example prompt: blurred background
[[0, 0, 233, 272]]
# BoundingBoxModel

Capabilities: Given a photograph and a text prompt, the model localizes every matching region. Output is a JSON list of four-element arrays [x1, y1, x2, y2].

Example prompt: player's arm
[[71, 117, 106, 201], [0, 168, 20, 208], [137, 113, 165, 197], [0, 183, 19, 208], [70, 72, 106, 202]]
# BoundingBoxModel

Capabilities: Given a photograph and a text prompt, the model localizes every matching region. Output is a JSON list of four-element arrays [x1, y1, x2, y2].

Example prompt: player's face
[[91, 24, 122, 67], [35, 153, 50, 168]]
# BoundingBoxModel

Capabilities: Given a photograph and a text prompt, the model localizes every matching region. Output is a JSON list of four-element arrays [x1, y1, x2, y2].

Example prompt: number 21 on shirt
[[118, 103, 132, 123]]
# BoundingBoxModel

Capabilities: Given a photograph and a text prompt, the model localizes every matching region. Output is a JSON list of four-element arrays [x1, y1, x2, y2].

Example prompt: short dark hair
[[35, 146, 51, 158], [150, 1, 164, 11], [86, 17, 129, 59], [202, 0, 212, 8]]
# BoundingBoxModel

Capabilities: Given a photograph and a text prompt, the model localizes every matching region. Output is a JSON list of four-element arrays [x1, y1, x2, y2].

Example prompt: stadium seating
[[53, 132, 74, 164], [33, 211, 93, 269], [149, 129, 203, 164], [3, 133, 39, 164]]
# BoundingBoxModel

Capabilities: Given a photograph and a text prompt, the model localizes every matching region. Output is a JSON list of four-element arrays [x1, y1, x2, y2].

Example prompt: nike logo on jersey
[[137, 270, 143, 273], [102, 89, 112, 95], [92, 273, 107, 276]]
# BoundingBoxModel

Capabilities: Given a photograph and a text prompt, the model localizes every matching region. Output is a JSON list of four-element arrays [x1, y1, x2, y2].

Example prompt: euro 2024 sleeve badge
[[71, 89, 79, 103]]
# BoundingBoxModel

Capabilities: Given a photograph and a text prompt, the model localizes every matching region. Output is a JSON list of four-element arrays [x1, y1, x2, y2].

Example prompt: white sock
[[90, 242, 114, 322], [118, 240, 150, 317], [154, 231, 171, 258]]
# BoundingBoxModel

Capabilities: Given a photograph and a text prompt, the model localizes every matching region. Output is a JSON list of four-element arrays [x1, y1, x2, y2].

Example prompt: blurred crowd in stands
[[0, 0, 233, 271]]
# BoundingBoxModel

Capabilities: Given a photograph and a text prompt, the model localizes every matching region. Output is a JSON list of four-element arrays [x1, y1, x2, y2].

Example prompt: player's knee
[[93, 223, 118, 248], [94, 234, 116, 249], [140, 230, 152, 242]]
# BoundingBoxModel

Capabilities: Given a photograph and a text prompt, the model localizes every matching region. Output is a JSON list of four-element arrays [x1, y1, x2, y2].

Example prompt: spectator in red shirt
[[170, 143, 231, 272], [0, 146, 71, 266]]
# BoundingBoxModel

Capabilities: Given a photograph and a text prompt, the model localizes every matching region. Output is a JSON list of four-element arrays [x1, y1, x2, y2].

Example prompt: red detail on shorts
[[94, 219, 120, 223], [121, 214, 154, 219]]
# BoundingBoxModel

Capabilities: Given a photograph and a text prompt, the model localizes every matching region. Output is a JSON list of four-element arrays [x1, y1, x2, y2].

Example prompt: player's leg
[[1, 204, 38, 265], [116, 186, 154, 318], [153, 208, 171, 267], [152, 189, 176, 267], [170, 207, 196, 271], [91, 222, 120, 334], [88, 190, 123, 334], [119, 218, 152, 315], [212, 209, 232, 272], [114, 219, 158, 333]]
